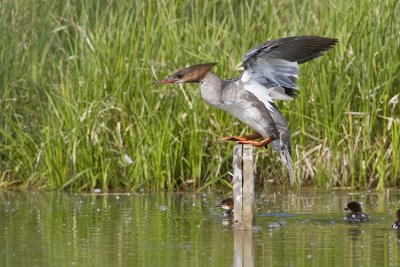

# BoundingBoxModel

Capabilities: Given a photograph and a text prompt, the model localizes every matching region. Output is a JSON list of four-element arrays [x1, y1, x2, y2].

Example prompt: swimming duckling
[[392, 208, 400, 229], [216, 198, 234, 218], [343, 201, 370, 223]]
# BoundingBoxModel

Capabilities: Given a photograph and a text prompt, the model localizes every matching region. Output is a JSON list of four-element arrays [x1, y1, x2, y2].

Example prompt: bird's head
[[158, 63, 217, 84], [344, 201, 362, 213]]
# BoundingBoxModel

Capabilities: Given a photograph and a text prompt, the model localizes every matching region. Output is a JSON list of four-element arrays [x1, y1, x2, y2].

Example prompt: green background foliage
[[0, 0, 399, 191]]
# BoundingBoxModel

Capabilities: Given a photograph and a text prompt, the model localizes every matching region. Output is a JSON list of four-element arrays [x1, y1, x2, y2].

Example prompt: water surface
[[1, 190, 400, 266]]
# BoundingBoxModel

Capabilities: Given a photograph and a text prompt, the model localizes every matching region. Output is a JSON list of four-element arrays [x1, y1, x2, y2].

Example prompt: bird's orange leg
[[237, 137, 275, 147], [220, 133, 262, 142]]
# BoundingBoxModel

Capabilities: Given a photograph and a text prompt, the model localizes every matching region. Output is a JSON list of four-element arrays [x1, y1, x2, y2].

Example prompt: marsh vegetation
[[0, 0, 399, 191]]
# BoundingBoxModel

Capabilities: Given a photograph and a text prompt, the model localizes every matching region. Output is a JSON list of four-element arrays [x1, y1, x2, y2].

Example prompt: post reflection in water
[[234, 229, 254, 267]]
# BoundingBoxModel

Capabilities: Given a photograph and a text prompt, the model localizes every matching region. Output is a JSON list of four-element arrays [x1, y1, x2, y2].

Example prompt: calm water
[[1, 190, 400, 266]]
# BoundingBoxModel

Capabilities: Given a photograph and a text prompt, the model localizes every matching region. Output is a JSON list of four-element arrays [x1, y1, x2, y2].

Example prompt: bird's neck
[[199, 72, 222, 106]]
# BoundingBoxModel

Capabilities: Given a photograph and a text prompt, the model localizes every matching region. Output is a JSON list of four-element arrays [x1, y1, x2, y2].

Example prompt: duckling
[[343, 201, 370, 223]]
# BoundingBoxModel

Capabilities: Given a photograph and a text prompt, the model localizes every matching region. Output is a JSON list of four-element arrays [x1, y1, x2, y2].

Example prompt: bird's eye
[[176, 73, 183, 79]]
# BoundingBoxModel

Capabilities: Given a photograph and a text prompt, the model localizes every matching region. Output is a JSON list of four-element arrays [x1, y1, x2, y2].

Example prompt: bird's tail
[[277, 130, 294, 186], [280, 148, 294, 186]]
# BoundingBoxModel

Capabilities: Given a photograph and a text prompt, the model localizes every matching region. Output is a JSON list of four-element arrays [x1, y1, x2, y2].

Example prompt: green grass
[[0, 0, 399, 191]]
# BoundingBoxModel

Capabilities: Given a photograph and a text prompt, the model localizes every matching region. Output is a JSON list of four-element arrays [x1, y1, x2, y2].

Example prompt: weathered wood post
[[233, 143, 255, 267], [232, 143, 255, 229]]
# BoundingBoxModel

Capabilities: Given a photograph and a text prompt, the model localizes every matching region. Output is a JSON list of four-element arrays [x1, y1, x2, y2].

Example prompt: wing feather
[[241, 36, 337, 101]]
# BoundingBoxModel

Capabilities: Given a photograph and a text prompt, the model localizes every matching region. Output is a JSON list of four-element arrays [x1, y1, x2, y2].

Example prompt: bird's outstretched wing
[[241, 36, 338, 101]]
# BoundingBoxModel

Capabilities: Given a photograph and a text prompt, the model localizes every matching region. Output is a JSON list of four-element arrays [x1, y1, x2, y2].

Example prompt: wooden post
[[233, 144, 243, 225], [232, 143, 255, 229], [233, 143, 255, 267], [242, 144, 255, 228]]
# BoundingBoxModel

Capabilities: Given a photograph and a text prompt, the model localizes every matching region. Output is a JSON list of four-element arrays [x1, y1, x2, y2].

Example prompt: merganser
[[216, 198, 234, 218], [343, 201, 370, 223], [159, 36, 337, 185], [392, 208, 400, 229]]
